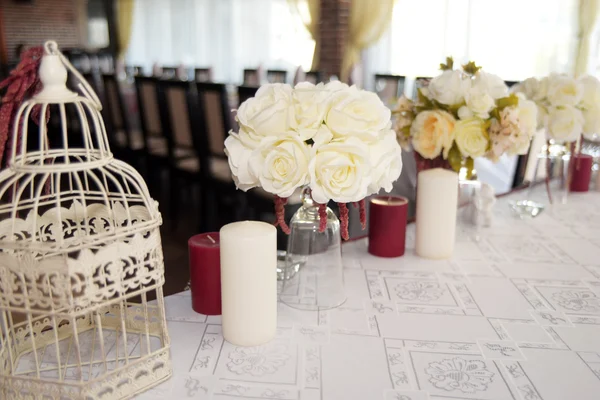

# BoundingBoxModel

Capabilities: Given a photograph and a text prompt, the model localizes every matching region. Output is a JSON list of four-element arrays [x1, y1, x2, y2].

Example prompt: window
[[126, 0, 314, 82], [364, 0, 579, 90]]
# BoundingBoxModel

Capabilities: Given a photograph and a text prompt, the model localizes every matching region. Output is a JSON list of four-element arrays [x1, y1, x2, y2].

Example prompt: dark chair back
[[305, 71, 321, 84], [126, 65, 143, 77], [267, 69, 287, 83], [134, 77, 165, 152], [194, 68, 213, 82], [162, 66, 178, 79], [374, 74, 405, 104], [243, 69, 260, 86], [102, 74, 131, 149], [157, 80, 206, 169], [196, 82, 232, 159], [412, 76, 431, 100], [237, 85, 258, 108]]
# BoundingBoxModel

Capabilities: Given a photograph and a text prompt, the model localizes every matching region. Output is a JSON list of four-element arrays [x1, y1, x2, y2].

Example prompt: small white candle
[[220, 221, 277, 346], [415, 168, 459, 259]]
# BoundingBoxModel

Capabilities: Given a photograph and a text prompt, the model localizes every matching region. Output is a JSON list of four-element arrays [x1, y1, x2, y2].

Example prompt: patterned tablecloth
[[140, 187, 600, 400]]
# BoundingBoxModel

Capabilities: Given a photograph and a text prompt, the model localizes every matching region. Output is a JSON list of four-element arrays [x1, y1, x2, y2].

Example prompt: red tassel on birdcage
[[0, 46, 47, 168]]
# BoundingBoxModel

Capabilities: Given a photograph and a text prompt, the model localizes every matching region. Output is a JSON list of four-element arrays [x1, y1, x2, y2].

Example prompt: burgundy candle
[[368, 196, 408, 257], [188, 232, 221, 315], [570, 154, 593, 192]]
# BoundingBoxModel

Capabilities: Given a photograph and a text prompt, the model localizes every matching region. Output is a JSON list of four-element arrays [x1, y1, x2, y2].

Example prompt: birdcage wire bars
[[0, 41, 171, 400]]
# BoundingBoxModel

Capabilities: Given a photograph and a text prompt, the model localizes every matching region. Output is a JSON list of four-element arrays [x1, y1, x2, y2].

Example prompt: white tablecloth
[[140, 187, 600, 400]]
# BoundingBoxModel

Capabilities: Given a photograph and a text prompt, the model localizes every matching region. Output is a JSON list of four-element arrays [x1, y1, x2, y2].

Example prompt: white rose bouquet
[[225, 82, 403, 239], [512, 74, 600, 143], [393, 58, 537, 176]]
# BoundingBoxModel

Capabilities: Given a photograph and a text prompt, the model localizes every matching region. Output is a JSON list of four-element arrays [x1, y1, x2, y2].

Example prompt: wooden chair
[[126, 65, 143, 77], [237, 85, 258, 107], [412, 76, 431, 100], [267, 69, 287, 83], [162, 66, 178, 79], [243, 69, 260, 86], [134, 76, 171, 196], [305, 71, 321, 84], [101, 74, 144, 162], [195, 82, 242, 230], [374, 74, 405, 104], [194, 68, 213, 82]]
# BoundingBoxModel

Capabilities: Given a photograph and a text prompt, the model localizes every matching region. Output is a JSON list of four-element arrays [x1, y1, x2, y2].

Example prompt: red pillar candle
[[570, 154, 593, 192], [368, 196, 408, 258], [188, 232, 221, 315]]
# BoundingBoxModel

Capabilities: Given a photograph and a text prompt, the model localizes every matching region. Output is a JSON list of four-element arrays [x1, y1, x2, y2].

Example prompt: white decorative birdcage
[[0, 41, 171, 399]]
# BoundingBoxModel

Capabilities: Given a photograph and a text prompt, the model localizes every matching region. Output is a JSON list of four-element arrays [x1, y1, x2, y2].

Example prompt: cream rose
[[578, 75, 600, 110], [225, 130, 259, 191], [465, 86, 495, 118], [410, 110, 456, 159], [515, 94, 538, 138], [325, 88, 391, 141], [454, 117, 489, 158], [472, 71, 508, 99], [236, 83, 297, 147], [583, 106, 600, 138], [293, 82, 331, 140], [547, 75, 583, 107], [309, 137, 372, 203], [428, 70, 470, 106], [368, 130, 403, 194], [458, 106, 473, 120], [514, 77, 547, 102], [247, 134, 310, 198], [324, 80, 350, 92], [547, 105, 584, 143]]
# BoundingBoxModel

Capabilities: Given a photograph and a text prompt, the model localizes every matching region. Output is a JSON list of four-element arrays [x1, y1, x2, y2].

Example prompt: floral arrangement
[[225, 82, 402, 239], [393, 58, 538, 175], [512, 74, 600, 143]]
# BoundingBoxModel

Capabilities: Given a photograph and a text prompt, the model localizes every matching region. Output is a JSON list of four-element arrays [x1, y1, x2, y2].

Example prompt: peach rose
[[410, 110, 456, 159]]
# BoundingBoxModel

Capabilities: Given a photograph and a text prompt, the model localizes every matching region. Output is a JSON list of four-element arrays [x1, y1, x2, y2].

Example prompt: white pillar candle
[[220, 221, 277, 346], [415, 168, 459, 259]]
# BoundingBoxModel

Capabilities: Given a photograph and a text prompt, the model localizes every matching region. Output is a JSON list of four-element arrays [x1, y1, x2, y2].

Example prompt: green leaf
[[462, 61, 482, 75], [447, 143, 463, 172], [417, 88, 432, 107], [490, 107, 501, 121], [440, 56, 454, 71], [465, 157, 475, 179], [401, 125, 411, 136], [496, 94, 519, 111]]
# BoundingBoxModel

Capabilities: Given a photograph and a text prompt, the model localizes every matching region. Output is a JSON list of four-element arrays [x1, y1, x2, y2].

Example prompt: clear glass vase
[[279, 188, 346, 311]]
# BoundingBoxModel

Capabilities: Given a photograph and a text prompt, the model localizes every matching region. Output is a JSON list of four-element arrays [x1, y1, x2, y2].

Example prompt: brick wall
[[3, 0, 85, 64], [318, 0, 350, 81]]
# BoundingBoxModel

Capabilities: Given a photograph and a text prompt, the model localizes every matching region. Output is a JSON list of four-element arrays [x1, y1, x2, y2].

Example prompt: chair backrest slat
[[267, 69, 287, 84], [195, 68, 213, 82], [197, 83, 231, 158], [374, 74, 405, 104]]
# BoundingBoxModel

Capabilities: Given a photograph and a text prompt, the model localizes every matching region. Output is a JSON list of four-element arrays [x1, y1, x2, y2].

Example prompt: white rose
[[325, 88, 391, 141], [578, 75, 600, 110], [309, 137, 371, 203], [368, 130, 403, 194], [583, 105, 600, 138], [458, 106, 473, 120], [547, 105, 584, 143], [410, 110, 456, 159], [247, 134, 310, 198], [515, 94, 538, 138], [293, 82, 331, 140], [453, 117, 489, 158], [465, 86, 495, 118], [225, 131, 258, 191], [472, 71, 508, 99], [324, 80, 350, 92], [428, 70, 471, 106], [236, 83, 297, 147], [514, 77, 547, 102], [547, 75, 583, 107]]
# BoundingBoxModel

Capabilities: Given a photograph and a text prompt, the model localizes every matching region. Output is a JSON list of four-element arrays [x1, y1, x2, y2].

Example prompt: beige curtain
[[341, 0, 394, 82], [288, 0, 321, 71], [575, 0, 600, 76], [117, 0, 135, 59]]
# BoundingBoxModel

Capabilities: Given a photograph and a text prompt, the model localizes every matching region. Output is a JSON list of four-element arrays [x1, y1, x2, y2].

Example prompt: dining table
[[139, 183, 600, 400]]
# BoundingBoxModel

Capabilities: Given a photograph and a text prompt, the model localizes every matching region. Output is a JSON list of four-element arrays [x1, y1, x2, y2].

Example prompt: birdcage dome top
[[0, 41, 161, 253]]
